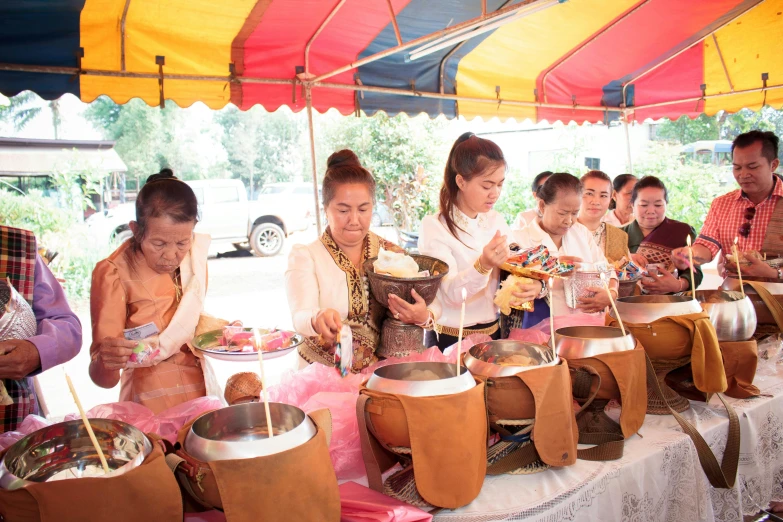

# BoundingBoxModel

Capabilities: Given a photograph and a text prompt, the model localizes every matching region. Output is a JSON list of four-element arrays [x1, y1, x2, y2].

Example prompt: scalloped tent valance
[[0, 0, 780, 124]]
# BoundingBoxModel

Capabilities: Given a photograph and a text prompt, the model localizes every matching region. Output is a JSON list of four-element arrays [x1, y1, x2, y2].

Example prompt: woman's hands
[[641, 267, 684, 294], [92, 337, 137, 371], [479, 230, 510, 271], [312, 309, 342, 344], [388, 289, 429, 325], [577, 287, 614, 313], [511, 281, 544, 305], [630, 253, 648, 268]]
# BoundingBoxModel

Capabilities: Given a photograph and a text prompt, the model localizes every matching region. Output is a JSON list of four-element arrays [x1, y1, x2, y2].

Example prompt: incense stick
[[733, 237, 745, 298], [456, 288, 467, 377], [686, 235, 696, 300], [64, 368, 110, 474], [601, 273, 626, 337], [255, 329, 275, 438], [548, 278, 556, 360]]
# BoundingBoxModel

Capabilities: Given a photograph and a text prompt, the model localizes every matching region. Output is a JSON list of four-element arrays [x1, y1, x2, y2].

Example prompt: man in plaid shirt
[[0, 225, 82, 432], [673, 131, 782, 278]]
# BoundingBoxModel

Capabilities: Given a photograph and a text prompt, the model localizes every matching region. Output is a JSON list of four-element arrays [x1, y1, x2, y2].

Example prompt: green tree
[[633, 143, 726, 230], [86, 97, 230, 181], [655, 114, 720, 144], [317, 112, 448, 231], [0, 91, 64, 137], [215, 106, 307, 196]]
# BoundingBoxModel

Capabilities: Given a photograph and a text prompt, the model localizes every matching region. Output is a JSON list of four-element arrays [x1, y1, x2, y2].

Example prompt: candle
[[456, 288, 467, 377], [686, 235, 696, 300], [64, 368, 110, 474], [601, 272, 626, 337], [734, 237, 745, 298], [255, 329, 275, 438], [548, 277, 556, 360]]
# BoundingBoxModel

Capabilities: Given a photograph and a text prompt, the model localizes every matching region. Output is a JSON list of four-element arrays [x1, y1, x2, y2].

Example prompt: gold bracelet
[[474, 257, 491, 276]]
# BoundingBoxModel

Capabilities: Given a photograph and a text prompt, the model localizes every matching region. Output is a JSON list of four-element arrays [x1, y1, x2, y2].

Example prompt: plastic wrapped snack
[[127, 341, 161, 368], [373, 248, 421, 278], [494, 274, 536, 315]]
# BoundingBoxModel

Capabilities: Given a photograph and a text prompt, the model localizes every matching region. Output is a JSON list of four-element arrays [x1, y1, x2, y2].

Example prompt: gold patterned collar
[[452, 206, 489, 230]]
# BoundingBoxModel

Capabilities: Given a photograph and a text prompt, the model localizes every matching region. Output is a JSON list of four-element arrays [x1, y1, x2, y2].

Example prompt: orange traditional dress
[[90, 234, 210, 413]]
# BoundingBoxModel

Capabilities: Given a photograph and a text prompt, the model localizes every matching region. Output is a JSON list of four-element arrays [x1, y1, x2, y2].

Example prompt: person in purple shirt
[[0, 225, 82, 433]]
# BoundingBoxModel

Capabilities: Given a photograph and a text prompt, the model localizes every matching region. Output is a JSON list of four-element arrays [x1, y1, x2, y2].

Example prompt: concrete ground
[[36, 226, 722, 419]]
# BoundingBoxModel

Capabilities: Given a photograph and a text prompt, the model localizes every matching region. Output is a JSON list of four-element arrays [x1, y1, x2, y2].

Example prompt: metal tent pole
[[306, 85, 322, 235], [623, 110, 633, 174]]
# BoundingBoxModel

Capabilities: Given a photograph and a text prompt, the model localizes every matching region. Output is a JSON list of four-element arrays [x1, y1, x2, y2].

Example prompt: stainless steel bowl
[[697, 290, 757, 342], [0, 419, 152, 491], [364, 255, 449, 307], [365, 362, 475, 397], [611, 294, 702, 324], [184, 402, 317, 462], [555, 326, 635, 359], [722, 276, 783, 295], [464, 340, 557, 378]]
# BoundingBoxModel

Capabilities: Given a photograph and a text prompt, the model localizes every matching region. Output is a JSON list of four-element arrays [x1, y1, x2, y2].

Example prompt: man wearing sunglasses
[[673, 130, 782, 278]]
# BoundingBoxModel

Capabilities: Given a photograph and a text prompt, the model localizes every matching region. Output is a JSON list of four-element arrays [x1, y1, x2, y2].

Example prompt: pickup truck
[[88, 179, 311, 257]]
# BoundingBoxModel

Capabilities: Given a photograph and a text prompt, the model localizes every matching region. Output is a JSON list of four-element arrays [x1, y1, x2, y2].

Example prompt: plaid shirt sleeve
[[695, 198, 723, 259]]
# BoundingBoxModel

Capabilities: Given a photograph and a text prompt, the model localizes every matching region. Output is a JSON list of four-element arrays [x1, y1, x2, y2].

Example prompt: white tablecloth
[[434, 370, 783, 522]]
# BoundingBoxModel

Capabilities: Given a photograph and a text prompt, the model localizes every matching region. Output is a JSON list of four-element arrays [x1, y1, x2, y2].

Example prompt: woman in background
[[603, 174, 637, 227]]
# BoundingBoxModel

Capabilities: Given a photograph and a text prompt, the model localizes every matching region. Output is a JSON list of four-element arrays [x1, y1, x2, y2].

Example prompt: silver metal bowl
[[464, 340, 557, 377], [697, 290, 757, 342], [365, 362, 475, 397], [555, 326, 635, 359], [364, 255, 449, 307], [722, 276, 783, 295], [611, 294, 702, 324], [184, 402, 317, 462], [0, 419, 152, 491]]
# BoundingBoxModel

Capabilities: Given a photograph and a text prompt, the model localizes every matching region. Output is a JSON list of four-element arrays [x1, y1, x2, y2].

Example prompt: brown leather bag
[[479, 359, 579, 467], [666, 340, 760, 400], [170, 409, 340, 522], [566, 346, 648, 461], [0, 436, 182, 522], [357, 381, 487, 509]]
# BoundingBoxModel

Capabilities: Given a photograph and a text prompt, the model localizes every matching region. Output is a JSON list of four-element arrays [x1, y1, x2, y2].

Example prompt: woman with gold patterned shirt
[[285, 150, 436, 372]]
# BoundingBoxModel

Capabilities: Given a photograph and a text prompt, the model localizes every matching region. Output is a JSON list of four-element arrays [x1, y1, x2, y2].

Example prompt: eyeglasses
[[738, 207, 756, 238]]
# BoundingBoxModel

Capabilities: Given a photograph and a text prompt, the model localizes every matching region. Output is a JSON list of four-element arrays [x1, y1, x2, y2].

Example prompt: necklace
[[172, 269, 182, 302]]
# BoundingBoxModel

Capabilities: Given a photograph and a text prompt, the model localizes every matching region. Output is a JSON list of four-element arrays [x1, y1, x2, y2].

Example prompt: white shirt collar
[[452, 206, 489, 230]]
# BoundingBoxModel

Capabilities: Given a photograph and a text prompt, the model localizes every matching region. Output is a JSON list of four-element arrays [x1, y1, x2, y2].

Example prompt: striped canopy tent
[[1, 0, 781, 122], [1, 0, 781, 230]]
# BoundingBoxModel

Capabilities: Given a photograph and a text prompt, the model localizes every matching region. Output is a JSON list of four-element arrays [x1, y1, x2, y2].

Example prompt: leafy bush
[[0, 190, 110, 303], [633, 143, 727, 231]]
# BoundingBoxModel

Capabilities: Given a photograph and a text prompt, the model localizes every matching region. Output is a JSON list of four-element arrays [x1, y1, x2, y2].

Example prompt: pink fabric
[[0, 414, 50, 452], [0, 396, 222, 453], [183, 512, 226, 522], [507, 315, 605, 344], [340, 482, 433, 522]]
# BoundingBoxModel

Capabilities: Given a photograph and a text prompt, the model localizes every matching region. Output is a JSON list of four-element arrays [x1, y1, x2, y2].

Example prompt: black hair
[[608, 173, 638, 210], [537, 172, 582, 205], [321, 150, 376, 208], [732, 130, 780, 163], [129, 168, 199, 254], [439, 132, 506, 241], [580, 170, 612, 188], [631, 175, 668, 204], [531, 171, 553, 194]]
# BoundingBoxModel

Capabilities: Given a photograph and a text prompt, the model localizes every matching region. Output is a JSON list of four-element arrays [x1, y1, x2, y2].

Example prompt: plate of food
[[192, 326, 304, 361], [502, 245, 575, 280]]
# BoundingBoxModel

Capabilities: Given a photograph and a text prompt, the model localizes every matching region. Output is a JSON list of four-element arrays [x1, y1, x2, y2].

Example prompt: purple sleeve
[[27, 255, 83, 375]]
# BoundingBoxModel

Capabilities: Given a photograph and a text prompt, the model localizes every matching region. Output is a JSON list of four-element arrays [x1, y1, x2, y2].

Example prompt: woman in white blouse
[[514, 173, 618, 317], [418, 133, 540, 350], [285, 150, 433, 371]]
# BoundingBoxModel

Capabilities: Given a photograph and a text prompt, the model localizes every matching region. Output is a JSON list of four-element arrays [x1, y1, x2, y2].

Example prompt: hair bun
[[327, 149, 361, 169], [147, 168, 177, 184]]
